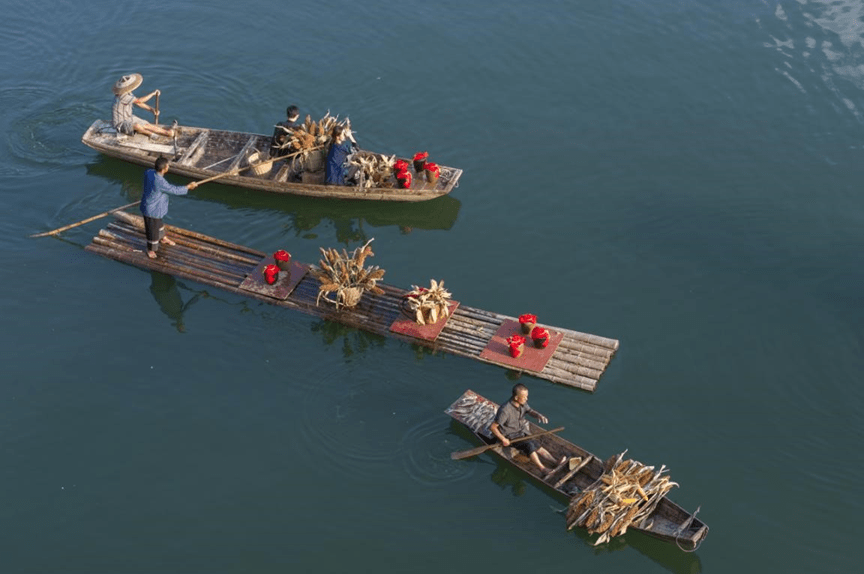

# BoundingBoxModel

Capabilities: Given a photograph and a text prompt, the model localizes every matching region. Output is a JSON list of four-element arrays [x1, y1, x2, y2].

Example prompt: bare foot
[[147, 250, 157, 259], [161, 237, 176, 246]]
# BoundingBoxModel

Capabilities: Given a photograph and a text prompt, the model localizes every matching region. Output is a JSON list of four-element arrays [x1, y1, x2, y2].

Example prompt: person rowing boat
[[111, 73, 175, 138], [489, 383, 566, 475]]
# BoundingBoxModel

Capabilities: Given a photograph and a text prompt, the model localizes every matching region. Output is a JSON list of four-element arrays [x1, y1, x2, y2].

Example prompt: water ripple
[[293, 363, 403, 480], [0, 87, 98, 176], [399, 415, 476, 487]]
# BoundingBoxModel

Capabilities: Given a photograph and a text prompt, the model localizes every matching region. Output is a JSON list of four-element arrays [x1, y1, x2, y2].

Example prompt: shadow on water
[[84, 155, 463, 244], [146, 271, 234, 333], [446, 421, 703, 574]]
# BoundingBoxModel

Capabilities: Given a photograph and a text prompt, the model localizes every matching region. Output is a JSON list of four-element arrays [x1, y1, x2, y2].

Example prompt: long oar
[[450, 426, 565, 460], [30, 201, 141, 238], [195, 146, 323, 186]]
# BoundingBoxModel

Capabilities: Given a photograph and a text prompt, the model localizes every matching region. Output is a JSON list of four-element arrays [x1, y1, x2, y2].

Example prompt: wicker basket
[[340, 287, 363, 308], [246, 151, 272, 176], [302, 149, 325, 172]]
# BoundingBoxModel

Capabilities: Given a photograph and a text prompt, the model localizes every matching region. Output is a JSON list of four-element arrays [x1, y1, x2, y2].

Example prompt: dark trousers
[[143, 216, 164, 252], [508, 433, 539, 456]]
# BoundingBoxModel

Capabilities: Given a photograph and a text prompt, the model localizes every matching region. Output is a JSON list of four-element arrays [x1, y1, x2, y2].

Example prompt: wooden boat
[[445, 390, 708, 551], [81, 119, 463, 202]]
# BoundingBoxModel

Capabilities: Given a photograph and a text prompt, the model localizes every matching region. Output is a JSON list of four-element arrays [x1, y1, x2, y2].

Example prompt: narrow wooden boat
[[81, 119, 463, 202], [445, 390, 708, 551]]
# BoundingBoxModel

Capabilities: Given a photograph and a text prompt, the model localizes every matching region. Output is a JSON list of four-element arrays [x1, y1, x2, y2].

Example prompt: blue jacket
[[140, 169, 189, 219], [325, 140, 354, 185]]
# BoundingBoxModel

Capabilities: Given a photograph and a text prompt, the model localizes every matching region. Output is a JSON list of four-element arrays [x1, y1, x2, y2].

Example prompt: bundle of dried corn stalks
[[350, 153, 396, 189], [565, 450, 678, 546], [309, 238, 385, 310], [404, 279, 452, 325], [273, 113, 352, 170]]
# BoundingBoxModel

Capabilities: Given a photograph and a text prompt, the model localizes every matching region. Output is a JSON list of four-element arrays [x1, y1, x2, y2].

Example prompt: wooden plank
[[389, 300, 461, 341], [543, 454, 571, 481], [478, 319, 565, 373], [177, 131, 208, 166], [273, 161, 291, 182], [239, 257, 308, 300], [554, 455, 595, 489], [116, 138, 175, 154], [226, 136, 258, 172]]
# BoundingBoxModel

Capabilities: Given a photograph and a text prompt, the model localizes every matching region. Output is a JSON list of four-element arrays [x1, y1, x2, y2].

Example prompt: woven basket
[[340, 287, 363, 308], [246, 151, 272, 176], [302, 149, 325, 172]]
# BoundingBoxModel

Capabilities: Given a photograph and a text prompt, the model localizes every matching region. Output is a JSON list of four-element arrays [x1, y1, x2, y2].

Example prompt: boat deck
[[86, 211, 619, 391]]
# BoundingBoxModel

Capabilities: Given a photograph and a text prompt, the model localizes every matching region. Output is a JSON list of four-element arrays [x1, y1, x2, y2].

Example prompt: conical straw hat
[[112, 73, 143, 95]]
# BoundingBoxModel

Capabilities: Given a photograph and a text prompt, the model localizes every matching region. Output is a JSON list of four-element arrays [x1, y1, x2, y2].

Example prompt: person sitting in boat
[[490, 384, 566, 475], [111, 73, 175, 138], [325, 125, 358, 186], [269, 105, 300, 158]]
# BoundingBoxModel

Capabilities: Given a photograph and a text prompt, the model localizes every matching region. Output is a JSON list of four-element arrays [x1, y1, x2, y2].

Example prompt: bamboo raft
[[85, 211, 619, 391]]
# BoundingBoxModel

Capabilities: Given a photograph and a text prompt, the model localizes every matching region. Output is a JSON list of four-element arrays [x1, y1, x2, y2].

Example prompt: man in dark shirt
[[270, 105, 300, 157], [490, 383, 565, 474]]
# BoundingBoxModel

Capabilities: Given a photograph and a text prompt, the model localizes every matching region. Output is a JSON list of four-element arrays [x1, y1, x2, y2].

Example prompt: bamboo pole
[[111, 220, 260, 267], [92, 235, 244, 287], [111, 211, 266, 258], [102, 222, 258, 279], [194, 147, 322, 186], [30, 201, 141, 238]]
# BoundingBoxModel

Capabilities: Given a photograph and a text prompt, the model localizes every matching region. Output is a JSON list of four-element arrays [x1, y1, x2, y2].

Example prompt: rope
[[673, 506, 703, 552]]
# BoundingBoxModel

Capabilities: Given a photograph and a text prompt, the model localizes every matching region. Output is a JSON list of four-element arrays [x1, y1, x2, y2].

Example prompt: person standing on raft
[[141, 156, 197, 259]]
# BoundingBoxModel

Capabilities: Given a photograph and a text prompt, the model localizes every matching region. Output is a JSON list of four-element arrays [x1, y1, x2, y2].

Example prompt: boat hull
[[445, 390, 708, 551], [81, 120, 462, 202]]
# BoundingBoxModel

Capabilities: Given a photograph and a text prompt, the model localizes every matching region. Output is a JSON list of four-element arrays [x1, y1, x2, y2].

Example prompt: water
[[2, 1, 863, 572]]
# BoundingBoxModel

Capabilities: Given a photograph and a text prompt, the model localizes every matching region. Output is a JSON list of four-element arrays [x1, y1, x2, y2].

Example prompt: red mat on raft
[[389, 300, 460, 341], [479, 319, 563, 372], [239, 256, 307, 300]]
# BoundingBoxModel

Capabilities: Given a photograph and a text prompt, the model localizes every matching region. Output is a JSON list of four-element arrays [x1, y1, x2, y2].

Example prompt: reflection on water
[[84, 154, 462, 244], [489, 464, 528, 497], [309, 318, 385, 359], [148, 271, 209, 333]]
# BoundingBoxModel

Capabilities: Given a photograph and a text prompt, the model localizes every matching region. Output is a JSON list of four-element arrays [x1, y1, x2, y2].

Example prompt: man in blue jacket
[[141, 156, 198, 259]]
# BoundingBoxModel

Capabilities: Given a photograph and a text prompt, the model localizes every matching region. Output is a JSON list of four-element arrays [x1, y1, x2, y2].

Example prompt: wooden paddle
[[450, 426, 565, 460], [30, 201, 141, 238], [153, 91, 160, 126], [194, 146, 323, 186]]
